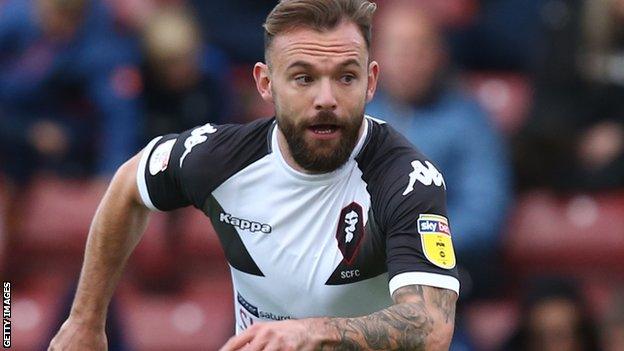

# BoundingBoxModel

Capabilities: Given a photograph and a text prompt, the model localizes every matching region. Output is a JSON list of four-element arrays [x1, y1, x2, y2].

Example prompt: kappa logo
[[179, 123, 217, 167], [403, 160, 446, 196], [335, 202, 365, 265], [220, 212, 272, 234]]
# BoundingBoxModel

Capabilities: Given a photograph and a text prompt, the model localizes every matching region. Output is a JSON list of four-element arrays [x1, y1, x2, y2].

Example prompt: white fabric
[[136, 136, 162, 211], [389, 271, 460, 296]]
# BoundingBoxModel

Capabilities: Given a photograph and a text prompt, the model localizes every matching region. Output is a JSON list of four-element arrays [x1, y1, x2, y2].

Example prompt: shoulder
[[174, 118, 274, 177], [357, 116, 446, 216], [140, 118, 274, 210], [357, 115, 440, 185]]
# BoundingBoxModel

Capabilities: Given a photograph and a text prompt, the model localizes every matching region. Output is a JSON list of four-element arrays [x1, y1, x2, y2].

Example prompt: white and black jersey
[[137, 116, 460, 333]]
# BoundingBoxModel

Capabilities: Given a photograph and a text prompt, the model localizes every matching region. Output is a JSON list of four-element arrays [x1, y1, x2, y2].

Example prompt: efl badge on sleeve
[[417, 214, 456, 269], [149, 139, 176, 175]]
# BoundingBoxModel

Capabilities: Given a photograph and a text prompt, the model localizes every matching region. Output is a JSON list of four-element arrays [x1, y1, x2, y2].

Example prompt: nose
[[314, 78, 337, 111]]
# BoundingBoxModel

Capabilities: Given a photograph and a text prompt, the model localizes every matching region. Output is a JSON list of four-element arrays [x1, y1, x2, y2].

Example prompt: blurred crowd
[[1, 0, 623, 350]]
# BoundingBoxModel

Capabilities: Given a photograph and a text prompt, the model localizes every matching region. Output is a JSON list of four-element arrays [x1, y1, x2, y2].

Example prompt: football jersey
[[137, 116, 460, 333]]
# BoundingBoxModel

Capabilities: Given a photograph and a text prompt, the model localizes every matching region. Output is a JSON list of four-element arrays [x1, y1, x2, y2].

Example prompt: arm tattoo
[[429, 287, 457, 324], [320, 285, 456, 351]]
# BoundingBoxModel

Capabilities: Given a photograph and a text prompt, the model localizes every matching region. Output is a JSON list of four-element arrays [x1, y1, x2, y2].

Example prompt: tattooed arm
[[219, 285, 457, 351], [320, 285, 457, 350]]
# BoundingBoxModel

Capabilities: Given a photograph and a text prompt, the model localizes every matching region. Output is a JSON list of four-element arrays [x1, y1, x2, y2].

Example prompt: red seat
[[17, 177, 106, 262], [10, 273, 72, 351], [14, 176, 173, 273], [181, 208, 225, 262], [504, 190, 624, 278], [130, 209, 225, 286], [462, 72, 532, 134], [117, 275, 234, 351]]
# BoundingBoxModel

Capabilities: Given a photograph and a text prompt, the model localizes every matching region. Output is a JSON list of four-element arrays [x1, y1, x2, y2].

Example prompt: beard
[[277, 109, 364, 173]]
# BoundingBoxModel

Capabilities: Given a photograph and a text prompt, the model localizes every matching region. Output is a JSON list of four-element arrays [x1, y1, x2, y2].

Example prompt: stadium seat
[[130, 208, 226, 290], [504, 190, 624, 279], [15, 176, 172, 268], [180, 208, 225, 263], [117, 275, 234, 351], [16, 177, 106, 263], [10, 272, 72, 351], [462, 72, 532, 134]]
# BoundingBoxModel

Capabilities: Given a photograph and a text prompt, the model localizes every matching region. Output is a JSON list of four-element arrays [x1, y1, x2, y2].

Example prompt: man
[[367, 3, 510, 300], [0, 0, 141, 290], [141, 6, 230, 138], [49, 1, 459, 350]]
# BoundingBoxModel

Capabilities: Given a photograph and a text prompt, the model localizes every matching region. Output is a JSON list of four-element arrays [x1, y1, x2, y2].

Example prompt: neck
[[276, 118, 366, 174]]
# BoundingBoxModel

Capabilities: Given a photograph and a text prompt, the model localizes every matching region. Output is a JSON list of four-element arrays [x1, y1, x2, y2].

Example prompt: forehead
[[269, 21, 367, 69]]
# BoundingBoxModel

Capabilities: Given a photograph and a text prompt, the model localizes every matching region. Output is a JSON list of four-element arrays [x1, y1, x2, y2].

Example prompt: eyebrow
[[286, 61, 315, 71], [339, 59, 362, 69], [286, 59, 362, 71]]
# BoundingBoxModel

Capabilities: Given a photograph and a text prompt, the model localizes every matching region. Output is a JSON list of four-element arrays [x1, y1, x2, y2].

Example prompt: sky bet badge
[[418, 214, 456, 269]]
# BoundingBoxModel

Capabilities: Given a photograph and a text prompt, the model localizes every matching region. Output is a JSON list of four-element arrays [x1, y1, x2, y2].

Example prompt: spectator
[[515, 0, 624, 191], [366, 1, 512, 300], [189, 0, 276, 63], [141, 5, 230, 139], [134, 5, 232, 291], [450, 0, 544, 71], [0, 0, 142, 273], [0, 0, 142, 181], [501, 278, 602, 351]]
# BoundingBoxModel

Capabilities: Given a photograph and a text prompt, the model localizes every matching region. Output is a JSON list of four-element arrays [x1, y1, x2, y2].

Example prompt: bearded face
[[276, 106, 364, 173], [252, 21, 379, 174]]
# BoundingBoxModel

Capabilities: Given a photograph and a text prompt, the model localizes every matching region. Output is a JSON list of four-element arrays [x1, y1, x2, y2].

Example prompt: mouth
[[307, 124, 341, 137]]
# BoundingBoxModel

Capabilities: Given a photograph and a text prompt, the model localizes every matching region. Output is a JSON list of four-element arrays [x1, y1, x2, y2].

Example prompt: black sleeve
[[137, 120, 273, 212], [137, 124, 215, 211], [358, 121, 460, 295], [382, 158, 458, 276]]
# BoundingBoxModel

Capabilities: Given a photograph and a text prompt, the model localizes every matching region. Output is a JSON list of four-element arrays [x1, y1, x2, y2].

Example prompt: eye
[[340, 74, 357, 85], [294, 75, 313, 85]]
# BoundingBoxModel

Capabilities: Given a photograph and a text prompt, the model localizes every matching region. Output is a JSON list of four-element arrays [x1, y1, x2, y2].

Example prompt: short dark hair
[[263, 0, 377, 59]]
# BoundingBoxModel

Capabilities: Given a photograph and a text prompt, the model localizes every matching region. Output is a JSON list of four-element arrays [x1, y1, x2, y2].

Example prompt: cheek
[[273, 88, 305, 124], [342, 85, 368, 108]]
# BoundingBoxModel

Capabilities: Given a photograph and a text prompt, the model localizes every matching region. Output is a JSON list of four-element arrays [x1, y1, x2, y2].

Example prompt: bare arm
[[220, 285, 457, 351], [320, 285, 457, 350], [49, 153, 150, 350]]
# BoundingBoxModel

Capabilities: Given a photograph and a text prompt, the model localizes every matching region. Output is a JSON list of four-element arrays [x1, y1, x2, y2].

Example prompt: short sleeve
[[383, 162, 460, 296], [358, 121, 460, 296], [136, 120, 274, 212], [136, 134, 191, 211]]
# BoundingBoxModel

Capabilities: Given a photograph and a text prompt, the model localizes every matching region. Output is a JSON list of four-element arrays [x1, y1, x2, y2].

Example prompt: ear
[[366, 61, 380, 103], [253, 62, 274, 104]]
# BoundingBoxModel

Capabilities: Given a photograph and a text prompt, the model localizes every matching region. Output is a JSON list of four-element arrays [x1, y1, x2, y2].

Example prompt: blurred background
[[1, 0, 623, 350]]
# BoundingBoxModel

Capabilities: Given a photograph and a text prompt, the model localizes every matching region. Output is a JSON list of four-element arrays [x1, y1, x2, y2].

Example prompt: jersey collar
[[269, 117, 370, 184]]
